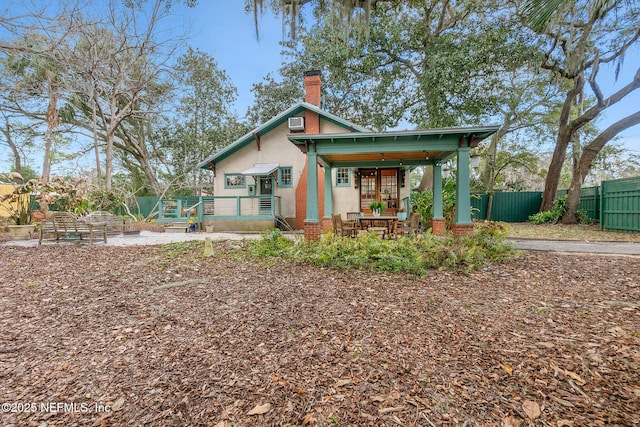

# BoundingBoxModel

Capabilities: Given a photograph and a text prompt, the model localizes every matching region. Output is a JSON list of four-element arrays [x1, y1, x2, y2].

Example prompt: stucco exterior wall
[[330, 168, 411, 215], [212, 116, 354, 220]]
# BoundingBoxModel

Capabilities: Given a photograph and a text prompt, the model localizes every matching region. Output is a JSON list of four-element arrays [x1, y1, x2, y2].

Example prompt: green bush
[[528, 195, 590, 224], [248, 229, 294, 258], [247, 223, 519, 275]]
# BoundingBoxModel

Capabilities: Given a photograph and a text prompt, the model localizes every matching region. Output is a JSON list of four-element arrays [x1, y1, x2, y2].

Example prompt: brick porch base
[[431, 218, 446, 236], [304, 221, 322, 241], [451, 223, 474, 237]]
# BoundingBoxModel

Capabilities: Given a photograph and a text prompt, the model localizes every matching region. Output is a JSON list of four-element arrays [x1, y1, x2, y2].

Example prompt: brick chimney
[[304, 70, 321, 134]]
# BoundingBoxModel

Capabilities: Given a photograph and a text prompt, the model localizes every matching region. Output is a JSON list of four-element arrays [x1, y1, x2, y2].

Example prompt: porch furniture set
[[332, 212, 421, 239]]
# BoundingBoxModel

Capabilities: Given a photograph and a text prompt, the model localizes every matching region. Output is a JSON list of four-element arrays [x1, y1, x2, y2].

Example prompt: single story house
[[197, 71, 498, 240]]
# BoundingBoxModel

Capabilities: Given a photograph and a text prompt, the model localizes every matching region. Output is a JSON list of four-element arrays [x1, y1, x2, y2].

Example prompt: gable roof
[[197, 102, 369, 170]]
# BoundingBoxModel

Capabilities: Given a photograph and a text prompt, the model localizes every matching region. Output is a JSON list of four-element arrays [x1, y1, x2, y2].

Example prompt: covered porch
[[288, 126, 499, 240]]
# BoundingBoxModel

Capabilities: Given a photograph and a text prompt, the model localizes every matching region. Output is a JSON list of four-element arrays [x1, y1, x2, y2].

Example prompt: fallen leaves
[[522, 400, 541, 419], [247, 402, 272, 415], [502, 364, 513, 376], [0, 245, 638, 426]]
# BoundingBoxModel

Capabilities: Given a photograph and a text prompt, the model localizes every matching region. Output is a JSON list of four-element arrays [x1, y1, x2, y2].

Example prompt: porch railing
[[157, 196, 282, 223]]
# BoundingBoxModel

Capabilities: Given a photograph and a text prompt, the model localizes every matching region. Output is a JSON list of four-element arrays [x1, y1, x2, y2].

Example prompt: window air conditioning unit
[[288, 117, 305, 132]]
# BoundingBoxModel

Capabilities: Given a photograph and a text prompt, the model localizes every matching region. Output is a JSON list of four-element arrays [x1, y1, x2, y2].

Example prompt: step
[[165, 226, 188, 233]]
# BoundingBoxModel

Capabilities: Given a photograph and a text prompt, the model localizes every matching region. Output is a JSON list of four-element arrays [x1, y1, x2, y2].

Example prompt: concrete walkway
[[509, 238, 640, 256], [2, 230, 264, 247], [4, 231, 640, 255]]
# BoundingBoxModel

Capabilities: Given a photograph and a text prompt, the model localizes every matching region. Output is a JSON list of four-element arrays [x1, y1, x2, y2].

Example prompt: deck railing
[[156, 196, 282, 223]]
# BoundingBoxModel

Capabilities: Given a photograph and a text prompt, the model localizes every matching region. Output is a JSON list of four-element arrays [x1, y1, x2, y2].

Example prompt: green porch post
[[432, 162, 446, 236], [453, 146, 473, 235], [432, 163, 443, 218], [305, 151, 321, 240], [324, 165, 333, 220]]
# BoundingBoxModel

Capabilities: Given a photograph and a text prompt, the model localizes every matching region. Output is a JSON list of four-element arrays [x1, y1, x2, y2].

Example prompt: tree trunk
[[417, 166, 433, 192], [41, 82, 60, 184], [1, 116, 21, 173], [540, 74, 584, 211], [92, 95, 102, 188], [105, 131, 114, 191], [561, 110, 640, 223], [486, 192, 494, 221]]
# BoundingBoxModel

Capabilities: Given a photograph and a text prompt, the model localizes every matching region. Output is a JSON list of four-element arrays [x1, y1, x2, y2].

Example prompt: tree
[[58, 0, 190, 192], [249, 1, 542, 130], [534, 1, 640, 216], [0, 109, 38, 174], [1, 29, 73, 183], [158, 48, 247, 195], [562, 109, 640, 222]]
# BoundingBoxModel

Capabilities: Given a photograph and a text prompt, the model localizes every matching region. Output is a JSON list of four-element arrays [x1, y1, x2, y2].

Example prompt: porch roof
[[287, 125, 499, 168], [241, 163, 280, 176]]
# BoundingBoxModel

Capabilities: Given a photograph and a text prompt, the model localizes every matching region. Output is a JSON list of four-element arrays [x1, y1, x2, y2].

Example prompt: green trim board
[[288, 126, 499, 170]]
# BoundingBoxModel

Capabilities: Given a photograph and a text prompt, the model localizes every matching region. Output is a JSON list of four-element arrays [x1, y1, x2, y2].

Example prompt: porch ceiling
[[288, 126, 500, 168]]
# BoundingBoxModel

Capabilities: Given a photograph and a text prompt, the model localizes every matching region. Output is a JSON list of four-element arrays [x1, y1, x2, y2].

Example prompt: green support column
[[454, 146, 472, 224], [432, 162, 444, 219], [324, 165, 333, 220], [305, 151, 320, 223]]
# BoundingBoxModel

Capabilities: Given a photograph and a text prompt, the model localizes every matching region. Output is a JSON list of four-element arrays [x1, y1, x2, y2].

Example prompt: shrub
[[528, 195, 590, 225], [247, 223, 519, 275]]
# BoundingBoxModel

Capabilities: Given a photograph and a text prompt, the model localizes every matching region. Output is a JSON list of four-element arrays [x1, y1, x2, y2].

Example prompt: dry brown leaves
[[0, 242, 639, 426]]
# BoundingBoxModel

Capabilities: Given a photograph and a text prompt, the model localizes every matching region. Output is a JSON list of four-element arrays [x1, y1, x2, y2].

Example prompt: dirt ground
[[0, 240, 639, 426]]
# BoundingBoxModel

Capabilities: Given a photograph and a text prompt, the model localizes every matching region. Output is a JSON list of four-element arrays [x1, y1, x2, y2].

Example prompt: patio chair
[[396, 212, 420, 237], [332, 213, 357, 237], [346, 211, 363, 222], [345, 211, 362, 230]]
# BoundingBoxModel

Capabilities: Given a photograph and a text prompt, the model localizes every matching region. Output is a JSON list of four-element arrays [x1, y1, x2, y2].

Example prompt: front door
[[258, 177, 273, 214], [359, 169, 399, 213]]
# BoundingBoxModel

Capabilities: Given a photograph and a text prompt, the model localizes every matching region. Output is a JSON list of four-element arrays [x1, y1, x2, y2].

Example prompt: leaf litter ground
[[0, 241, 638, 426]]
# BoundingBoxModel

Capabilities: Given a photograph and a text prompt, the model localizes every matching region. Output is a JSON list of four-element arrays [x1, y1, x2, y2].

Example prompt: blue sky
[[1, 1, 638, 173], [181, 1, 289, 119], [182, 2, 638, 153]]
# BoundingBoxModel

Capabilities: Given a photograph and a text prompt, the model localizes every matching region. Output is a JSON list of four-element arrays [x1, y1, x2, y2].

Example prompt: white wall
[[213, 117, 355, 219]]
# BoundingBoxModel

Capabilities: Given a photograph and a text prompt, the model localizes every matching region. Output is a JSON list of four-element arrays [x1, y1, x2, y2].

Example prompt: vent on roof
[[288, 117, 305, 132]]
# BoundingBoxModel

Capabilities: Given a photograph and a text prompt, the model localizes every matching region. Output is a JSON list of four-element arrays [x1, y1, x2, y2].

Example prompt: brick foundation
[[304, 221, 322, 241], [451, 223, 474, 237], [431, 218, 446, 236]]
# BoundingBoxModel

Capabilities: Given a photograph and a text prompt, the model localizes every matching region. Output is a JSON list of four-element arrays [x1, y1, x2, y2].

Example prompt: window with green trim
[[278, 167, 293, 188], [336, 167, 351, 187], [224, 174, 246, 188]]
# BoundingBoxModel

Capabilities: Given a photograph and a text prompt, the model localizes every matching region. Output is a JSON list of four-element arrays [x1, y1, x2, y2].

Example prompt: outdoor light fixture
[[470, 153, 481, 169]]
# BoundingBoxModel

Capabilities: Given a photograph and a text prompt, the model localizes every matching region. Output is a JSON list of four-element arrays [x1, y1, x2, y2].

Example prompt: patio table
[[358, 216, 398, 236]]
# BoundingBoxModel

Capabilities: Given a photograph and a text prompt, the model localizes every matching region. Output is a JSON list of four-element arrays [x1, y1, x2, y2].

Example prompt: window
[[336, 167, 351, 187], [224, 174, 246, 188], [278, 167, 293, 188]]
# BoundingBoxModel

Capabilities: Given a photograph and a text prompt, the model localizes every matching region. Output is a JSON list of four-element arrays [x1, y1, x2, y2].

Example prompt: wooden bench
[[39, 212, 107, 245], [84, 211, 131, 234]]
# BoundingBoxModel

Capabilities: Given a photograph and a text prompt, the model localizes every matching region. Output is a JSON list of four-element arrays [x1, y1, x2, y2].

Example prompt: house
[[197, 71, 498, 240]]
